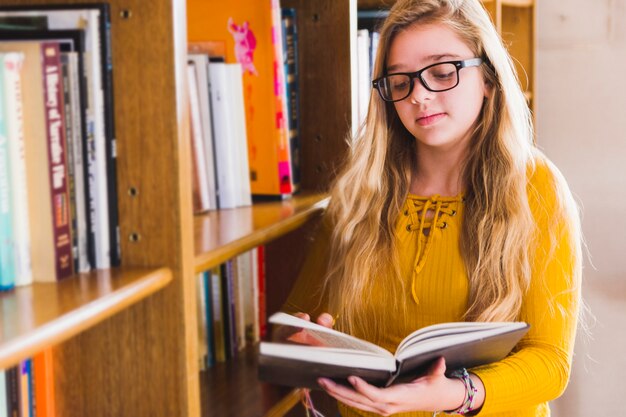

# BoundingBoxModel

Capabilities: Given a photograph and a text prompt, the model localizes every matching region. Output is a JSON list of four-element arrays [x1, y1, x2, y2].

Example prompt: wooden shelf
[[200, 346, 301, 417], [194, 193, 329, 273], [0, 267, 172, 370]]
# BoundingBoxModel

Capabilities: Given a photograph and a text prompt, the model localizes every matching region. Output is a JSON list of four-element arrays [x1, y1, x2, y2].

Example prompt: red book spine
[[41, 42, 73, 280], [257, 245, 267, 338]]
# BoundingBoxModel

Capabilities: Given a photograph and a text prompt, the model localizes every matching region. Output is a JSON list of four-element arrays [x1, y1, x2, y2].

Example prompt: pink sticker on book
[[228, 17, 258, 76]]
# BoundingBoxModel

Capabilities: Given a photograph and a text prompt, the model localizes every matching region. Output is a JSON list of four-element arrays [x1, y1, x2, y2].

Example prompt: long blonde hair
[[324, 0, 581, 335]]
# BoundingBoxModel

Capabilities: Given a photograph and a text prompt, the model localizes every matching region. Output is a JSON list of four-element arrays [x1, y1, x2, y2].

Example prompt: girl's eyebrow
[[386, 53, 462, 72]]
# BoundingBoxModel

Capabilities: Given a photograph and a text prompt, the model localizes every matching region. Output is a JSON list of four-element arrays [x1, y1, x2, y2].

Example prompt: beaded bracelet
[[442, 368, 478, 415]]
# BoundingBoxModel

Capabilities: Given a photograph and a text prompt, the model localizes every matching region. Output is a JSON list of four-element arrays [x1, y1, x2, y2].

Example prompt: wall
[[536, 0, 626, 415]]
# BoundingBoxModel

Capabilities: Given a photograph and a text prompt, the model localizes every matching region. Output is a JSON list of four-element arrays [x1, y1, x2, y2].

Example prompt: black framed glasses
[[372, 58, 483, 102]]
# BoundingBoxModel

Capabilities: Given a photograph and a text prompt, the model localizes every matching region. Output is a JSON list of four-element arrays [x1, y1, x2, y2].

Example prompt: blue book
[[281, 8, 301, 189], [203, 270, 216, 367]]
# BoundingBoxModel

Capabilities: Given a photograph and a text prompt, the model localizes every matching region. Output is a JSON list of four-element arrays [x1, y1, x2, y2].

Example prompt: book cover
[[187, 61, 211, 213], [281, 8, 300, 189], [33, 349, 55, 417], [259, 312, 530, 389], [196, 272, 209, 370], [3, 52, 33, 287], [41, 41, 73, 280], [188, 0, 293, 197], [5, 366, 20, 417], [0, 370, 7, 417], [203, 270, 216, 367], [207, 62, 239, 209], [0, 53, 16, 291], [0, 41, 59, 283], [210, 266, 226, 363], [188, 53, 218, 211]]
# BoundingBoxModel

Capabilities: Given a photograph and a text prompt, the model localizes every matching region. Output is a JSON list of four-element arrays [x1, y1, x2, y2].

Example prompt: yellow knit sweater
[[284, 162, 580, 417]]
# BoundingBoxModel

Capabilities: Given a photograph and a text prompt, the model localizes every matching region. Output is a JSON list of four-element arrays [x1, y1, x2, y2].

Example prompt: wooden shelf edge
[[194, 196, 329, 273], [0, 267, 172, 370], [264, 389, 303, 417]]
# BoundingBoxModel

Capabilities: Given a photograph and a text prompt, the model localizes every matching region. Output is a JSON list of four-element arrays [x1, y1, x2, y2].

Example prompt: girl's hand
[[317, 357, 473, 416], [294, 312, 334, 328], [285, 312, 335, 346]]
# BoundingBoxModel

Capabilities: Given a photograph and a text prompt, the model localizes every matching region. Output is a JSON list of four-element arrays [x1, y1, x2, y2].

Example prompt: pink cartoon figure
[[228, 17, 258, 76]]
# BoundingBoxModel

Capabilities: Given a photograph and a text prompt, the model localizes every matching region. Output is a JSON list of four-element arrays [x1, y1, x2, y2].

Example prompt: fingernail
[[348, 376, 357, 385], [318, 378, 327, 388]]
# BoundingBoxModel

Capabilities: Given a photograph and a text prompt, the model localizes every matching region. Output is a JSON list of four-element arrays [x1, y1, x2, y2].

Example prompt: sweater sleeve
[[471, 163, 581, 415]]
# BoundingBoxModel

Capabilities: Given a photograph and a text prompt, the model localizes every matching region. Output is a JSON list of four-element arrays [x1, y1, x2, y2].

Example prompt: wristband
[[432, 368, 478, 416]]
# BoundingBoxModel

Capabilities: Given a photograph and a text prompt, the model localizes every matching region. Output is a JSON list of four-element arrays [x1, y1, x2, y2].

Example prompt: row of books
[[186, 0, 300, 212], [0, 349, 55, 417], [0, 4, 119, 291], [196, 246, 266, 369]]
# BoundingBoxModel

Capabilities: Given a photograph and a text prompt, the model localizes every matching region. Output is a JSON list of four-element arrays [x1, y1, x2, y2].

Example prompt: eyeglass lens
[[379, 62, 458, 101]]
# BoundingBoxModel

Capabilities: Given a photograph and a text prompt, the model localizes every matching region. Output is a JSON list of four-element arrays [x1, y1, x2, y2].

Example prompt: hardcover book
[[259, 312, 529, 389], [188, 0, 293, 197]]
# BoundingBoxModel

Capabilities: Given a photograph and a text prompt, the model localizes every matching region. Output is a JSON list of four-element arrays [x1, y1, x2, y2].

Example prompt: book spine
[[226, 64, 251, 207], [208, 62, 238, 209], [85, 11, 111, 270], [19, 361, 29, 417], [281, 8, 301, 189], [220, 262, 235, 359], [98, 4, 121, 268], [250, 247, 260, 343], [6, 366, 20, 417], [187, 62, 211, 212], [195, 272, 208, 371], [3, 52, 32, 287], [257, 245, 267, 338], [270, 0, 293, 195], [41, 42, 73, 280], [203, 270, 216, 367], [67, 52, 90, 273], [0, 55, 16, 291], [60, 54, 79, 274], [0, 370, 7, 417], [210, 266, 226, 362], [33, 349, 55, 417]]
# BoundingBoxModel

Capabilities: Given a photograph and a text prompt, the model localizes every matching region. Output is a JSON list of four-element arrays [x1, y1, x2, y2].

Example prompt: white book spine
[[357, 29, 371, 128], [67, 53, 90, 272], [208, 63, 238, 209], [187, 62, 211, 211], [189, 54, 218, 211], [0, 370, 7, 417], [226, 64, 251, 207], [3, 53, 32, 286]]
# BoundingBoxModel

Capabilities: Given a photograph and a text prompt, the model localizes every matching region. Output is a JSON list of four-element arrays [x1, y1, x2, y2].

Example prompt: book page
[[269, 312, 390, 356], [396, 322, 509, 353], [396, 322, 528, 358]]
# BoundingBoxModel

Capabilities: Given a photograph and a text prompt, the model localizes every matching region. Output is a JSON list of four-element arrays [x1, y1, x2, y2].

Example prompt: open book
[[258, 312, 529, 389]]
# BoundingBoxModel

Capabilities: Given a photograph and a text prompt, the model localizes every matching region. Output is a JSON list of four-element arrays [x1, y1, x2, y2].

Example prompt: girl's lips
[[417, 113, 446, 126]]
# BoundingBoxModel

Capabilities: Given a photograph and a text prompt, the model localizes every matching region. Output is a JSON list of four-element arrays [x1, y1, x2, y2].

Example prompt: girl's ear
[[483, 79, 494, 100]]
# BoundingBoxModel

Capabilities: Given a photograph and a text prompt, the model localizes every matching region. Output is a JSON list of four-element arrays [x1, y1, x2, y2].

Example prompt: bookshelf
[[357, 0, 537, 113], [2, 1, 351, 417], [0, 267, 172, 370]]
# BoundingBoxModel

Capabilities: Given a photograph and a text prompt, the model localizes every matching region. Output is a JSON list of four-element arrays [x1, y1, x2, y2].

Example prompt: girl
[[285, 0, 582, 416]]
